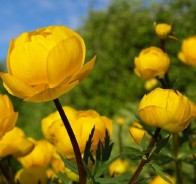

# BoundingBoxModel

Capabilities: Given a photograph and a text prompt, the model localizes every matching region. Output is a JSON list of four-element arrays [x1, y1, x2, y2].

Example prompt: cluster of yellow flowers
[[0, 23, 195, 183]]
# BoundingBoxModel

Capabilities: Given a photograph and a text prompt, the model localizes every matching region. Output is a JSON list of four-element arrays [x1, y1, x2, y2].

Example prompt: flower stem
[[173, 133, 183, 184], [53, 98, 86, 184], [128, 128, 161, 184]]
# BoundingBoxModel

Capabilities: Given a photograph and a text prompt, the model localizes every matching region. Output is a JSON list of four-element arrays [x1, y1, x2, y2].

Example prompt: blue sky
[[0, 0, 109, 61]]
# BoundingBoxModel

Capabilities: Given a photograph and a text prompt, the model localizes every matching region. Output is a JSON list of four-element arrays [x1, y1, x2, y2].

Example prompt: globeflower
[[0, 94, 18, 138], [42, 106, 112, 158], [0, 25, 95, 102], [138, 88, 192, 133], [149, 175, 175, 184], [0, 127, 34, 157], [155, 23, 172, 39], [129, 121, 147, 144], [134, 47, 170, 79], [178, 36, 196, 66]]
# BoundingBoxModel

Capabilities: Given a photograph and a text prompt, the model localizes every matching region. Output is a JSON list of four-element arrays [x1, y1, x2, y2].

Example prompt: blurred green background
[[0, 0, 196, 139]]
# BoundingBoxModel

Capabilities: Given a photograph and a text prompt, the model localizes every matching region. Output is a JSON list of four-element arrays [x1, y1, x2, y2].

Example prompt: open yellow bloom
[[42, 106, 112, 158], [129, 121, 147, 144], [149, 175, 175, 184], [0, 94, 18, 138], [109, 159, 130, 177], [178, 36, 196, 66], [18, 139, 55, 169], [0, 127, 34, 157], [138, 88, 192, 133], [1, 25, 96, 102], [134, 47, 170, 79], [155, 23, 172, 39]]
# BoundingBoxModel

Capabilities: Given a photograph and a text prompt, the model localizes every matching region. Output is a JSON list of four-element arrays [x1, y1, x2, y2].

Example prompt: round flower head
[[134, 47, 170, 79], [138, 88, 192, 133], [1, 25, 95, 102], [178, 36, 196, 66], [155, 23, 172, 39], [0, 94, 18, 138], [42, 106, 112, 158]]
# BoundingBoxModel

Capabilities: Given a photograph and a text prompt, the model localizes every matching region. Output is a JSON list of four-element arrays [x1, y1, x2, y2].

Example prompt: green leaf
[[94, 156, 120, 178], [83, 126, 95, 165], [95, 172, 131, 184], [123, 146, 143, 157], [59, 154, 78, 174], [150, 163, 173, 184]]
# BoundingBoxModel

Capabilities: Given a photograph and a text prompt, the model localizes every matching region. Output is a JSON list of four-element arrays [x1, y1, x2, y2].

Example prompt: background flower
[[178, 36, 196, 66], [134, 47, 170, 79], [0, 94, 18, 138], [138, 88, 192, 133], [155, 23, 172, 39]]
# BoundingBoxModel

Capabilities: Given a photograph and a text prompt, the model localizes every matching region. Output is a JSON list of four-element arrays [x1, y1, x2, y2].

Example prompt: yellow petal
[[47, 36, 85, 88], [69, 56, 96, 83], [24, 80, 79, 102], [0, 73, 36, 99]]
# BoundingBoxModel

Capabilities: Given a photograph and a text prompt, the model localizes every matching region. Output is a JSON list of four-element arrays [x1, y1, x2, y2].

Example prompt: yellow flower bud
[[129, 121, 147, 144], [116, 116, 126, 126], [138, 88, 192, 133], [109, 159, 130, 176], [155, 23, 172, 39], [178, 36, 196, 66], [1, 25, 96, 102], [149, 175, 175, 184], [144, 78, 158, 91], [0, 94, 18, 138], [0, 127, 34, 157], [42, 106, 112, 158], [134, 47, 170, 79], [15, 167, 47, 184], [18, 139, 55, 168]]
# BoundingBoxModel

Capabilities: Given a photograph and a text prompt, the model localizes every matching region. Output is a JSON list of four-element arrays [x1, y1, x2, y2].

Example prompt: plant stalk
[[128, 128, 161, 184], [53, 98, 86, 184]]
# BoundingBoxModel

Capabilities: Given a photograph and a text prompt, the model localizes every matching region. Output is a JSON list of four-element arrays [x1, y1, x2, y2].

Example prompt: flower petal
[[0, 73, 37, 99], [47, 36, 85, 88], [69, 56, 96, 83], [24, 80, 79, 102]]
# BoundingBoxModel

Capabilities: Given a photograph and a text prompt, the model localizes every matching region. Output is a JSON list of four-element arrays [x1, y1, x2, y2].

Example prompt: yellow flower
[[18, 139, 55, 169], [42, 106, 112, 158], [0, 94, 18, 138], [116, 116, 126, 126], [129, 121, 147, 144], [15, 167, 47, 184], [178, 36, 196, 66], [109, 159, 130, 177], [190, 100, 196, 119], [1, 25, 96, 102], [144, 78, 158, 91], [0, 127, 34, 157], [155, 23, 172, 39], [149, 175, 175, 184], [138, 88, 192, 133], [134, 47, 170, 79]]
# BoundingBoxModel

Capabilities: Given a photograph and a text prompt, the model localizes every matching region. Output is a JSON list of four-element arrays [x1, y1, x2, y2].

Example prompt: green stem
[[128, 128, 161, 184], [173, 133, 183, 184], [53, 99, 86, 184]]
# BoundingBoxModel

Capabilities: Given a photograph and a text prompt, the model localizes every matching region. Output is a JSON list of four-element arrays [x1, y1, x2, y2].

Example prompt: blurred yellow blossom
[[178, 36, 196, 66], [134, 47, 170, 79], [0, 127, 34, 157], [116, 116, 126, 126], [155, 23, 172, 39], [129, 121, 147, 144], [0, 94, 18, 138], [18, 139, 55, 169], [1, 25, 96, 102], [144, 78, 159, 91], [109, 159, 130, 176], [42, 106, 112, 158], [139, 88, 192, 133], [15, 167, 47, 184], [149, 175, 175, 184], [190, 100, 196, 119]]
